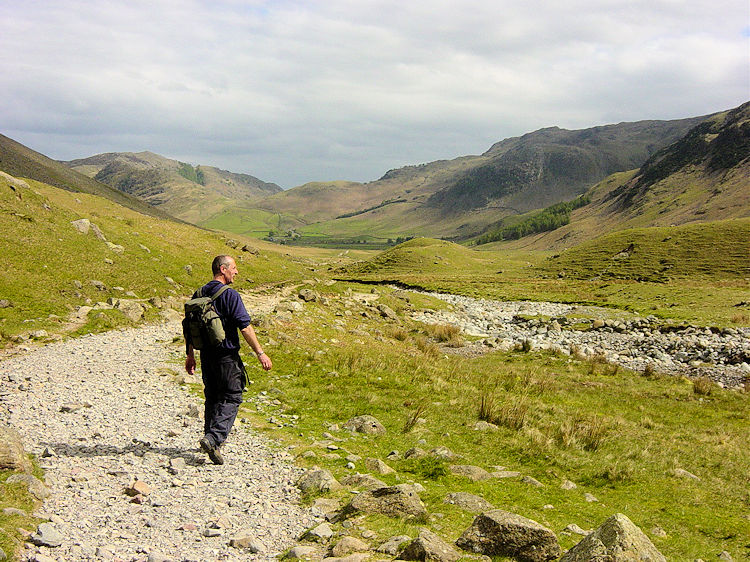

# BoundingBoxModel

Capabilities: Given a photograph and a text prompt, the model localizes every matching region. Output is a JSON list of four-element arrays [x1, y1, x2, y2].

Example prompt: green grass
[[194, 283, 750, 560], [1, 465, 44, 561]]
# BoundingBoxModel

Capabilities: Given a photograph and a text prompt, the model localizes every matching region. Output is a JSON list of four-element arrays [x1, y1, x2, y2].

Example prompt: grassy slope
[[0, 172, 320, 341], [190, 281, 750, 560]]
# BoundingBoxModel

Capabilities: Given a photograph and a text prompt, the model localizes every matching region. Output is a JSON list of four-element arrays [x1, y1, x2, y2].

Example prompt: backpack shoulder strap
[[210, 284, 231, 302]]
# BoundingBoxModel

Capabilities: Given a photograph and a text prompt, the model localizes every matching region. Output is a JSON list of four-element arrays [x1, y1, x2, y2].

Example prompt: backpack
[[183, 284, 231, 350]]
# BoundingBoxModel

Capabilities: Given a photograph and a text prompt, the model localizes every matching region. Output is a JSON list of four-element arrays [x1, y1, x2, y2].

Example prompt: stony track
[[1, 321, 317, 561]]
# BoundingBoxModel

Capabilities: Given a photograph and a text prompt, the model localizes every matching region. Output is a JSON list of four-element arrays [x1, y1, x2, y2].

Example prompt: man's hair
[[211, 255, 233, 276]]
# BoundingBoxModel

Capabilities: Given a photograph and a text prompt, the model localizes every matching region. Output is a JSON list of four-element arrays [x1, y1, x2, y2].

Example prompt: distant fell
[[0, 134, 175, 221], [65, 151, 282, 224]]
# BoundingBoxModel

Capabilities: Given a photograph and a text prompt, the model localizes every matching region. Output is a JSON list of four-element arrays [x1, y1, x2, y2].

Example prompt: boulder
[[365, 457, 396, 475], [116, 299, 144, 322], [559, 513, 666, 562], [5, 474, 50, 499], [329, 536, 369, 557], [444, 492, 494, 513], [0, 425, 32, 472], [299, 289, 319, 302], [340, 473, 387, 490], [71, 218, 91, 234], [377, 304, 399, 321], [305, 522, 335, 542], [456, 509, 561, 562], [297, 468, 341, 493], [377, 535, 413, 556], [398, 528, 461, 562], [344, 415, 386, 435], [285, 545, 321, 559], [30, 522, 63, 548], [229, 530, 264, 552], [450, 465, 492, 481], [341, 485, 427, 520]]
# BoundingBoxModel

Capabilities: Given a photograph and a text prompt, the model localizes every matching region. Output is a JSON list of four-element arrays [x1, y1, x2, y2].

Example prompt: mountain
[[65, 151, 282, 224], [229, 114, 709, 243], [0, 134, 175, 221], [487, 101, 750, 250]]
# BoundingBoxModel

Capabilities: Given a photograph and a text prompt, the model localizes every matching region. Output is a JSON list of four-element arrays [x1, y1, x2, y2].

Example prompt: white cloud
[[0, 0, 747, 187]]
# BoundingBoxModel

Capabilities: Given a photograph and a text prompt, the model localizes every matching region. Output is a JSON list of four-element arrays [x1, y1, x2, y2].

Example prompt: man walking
[[184, 255, 272, 464]]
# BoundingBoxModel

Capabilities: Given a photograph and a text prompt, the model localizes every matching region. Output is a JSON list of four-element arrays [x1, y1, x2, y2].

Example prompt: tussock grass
[[422, 323, 461, 343], [692, 376, 715, 396]]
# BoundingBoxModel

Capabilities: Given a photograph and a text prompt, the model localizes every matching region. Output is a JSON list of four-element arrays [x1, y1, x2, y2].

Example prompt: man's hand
[[185, 354, 196, 375], [259, 353, 272, 371]]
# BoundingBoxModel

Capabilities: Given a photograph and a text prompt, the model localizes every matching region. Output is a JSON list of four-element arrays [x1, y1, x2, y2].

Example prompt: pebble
[[1, 321, 318, 561]]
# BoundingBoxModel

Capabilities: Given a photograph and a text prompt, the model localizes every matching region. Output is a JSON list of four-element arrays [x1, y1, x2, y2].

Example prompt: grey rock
[[377, 304, 399, 321], [404, 447, 428, 459], [491, 470, 521, 479], [341, 473, 387, 490], [450, 465, 492, 481], [444, 492, 494, 513], [521, 475, 544, 487], [147, 553, 173, 562], [297, 468, 341, 493], [341, 485, 427, 520], [473, 421, 499, 432], [559, 513, 666, 562], [6, 474, 50, 499], [398, 528, 461, 562], [305, 522, 335, 542], [230, 530, 265, 552], [2, 507, 28, 517], [456, 509, 561, 562], [30, 522, 63, 547], [377, 535, 413, 556], [344, 415, 386, 435], [116, 299, 144, 322], [71, 218, 91, 234], [560, 479, 577, 490], [0, 299, 12, 308], [299, 289, 319, 302], [90, 223, 106, 241], [563, 524, 591, 536], [330, 536, 369, 557], [285, 545, 322, 559], [672, 468, 700, 480], [365, 457, 396, 475], [429, 446, 456, 460], [584, 493, 598, 502]]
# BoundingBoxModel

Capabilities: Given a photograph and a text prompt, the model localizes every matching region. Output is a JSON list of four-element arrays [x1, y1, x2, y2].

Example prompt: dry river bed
[[408, 290, 750, 389]]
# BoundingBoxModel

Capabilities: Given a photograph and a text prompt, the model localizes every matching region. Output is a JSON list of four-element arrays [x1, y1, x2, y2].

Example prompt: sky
[[1, 1, 748, 189]]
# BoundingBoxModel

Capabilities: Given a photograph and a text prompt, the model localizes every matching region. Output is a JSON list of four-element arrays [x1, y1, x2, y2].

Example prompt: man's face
[[221, 258, 238, 284]]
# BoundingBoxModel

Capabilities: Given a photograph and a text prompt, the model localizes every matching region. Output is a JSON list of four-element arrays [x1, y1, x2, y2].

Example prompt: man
[[184, 255, 272, 464]]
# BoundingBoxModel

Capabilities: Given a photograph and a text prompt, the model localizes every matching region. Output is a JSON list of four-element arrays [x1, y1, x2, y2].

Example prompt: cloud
[[1, 0, 747, 187]]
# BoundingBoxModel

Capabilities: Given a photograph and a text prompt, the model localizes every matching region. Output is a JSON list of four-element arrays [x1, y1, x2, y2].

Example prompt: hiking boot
[[199, 436, 224, 465]]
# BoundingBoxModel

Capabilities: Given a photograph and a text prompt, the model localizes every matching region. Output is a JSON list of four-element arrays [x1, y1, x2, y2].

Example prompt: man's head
[[212, 255, 238, 284]]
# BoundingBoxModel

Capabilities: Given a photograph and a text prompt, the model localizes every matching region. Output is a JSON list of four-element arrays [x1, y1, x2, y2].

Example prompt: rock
[[344, 415, 387, 435], [377, 304, 399, 321], [341, 473, 387, 490], [116, 299, 144, 322], [491, 470, 521, 479], [444, 492, 494, 513], [5, 474, 50, 500], [404, 447, 428, 459], [330, 536, 369, 557], [562, 524, 591, 536], [323, 554, 370, 562], [105, 241, 125, 253], [365, 457, 396, 475], [560, 480, 577, 490], [718, 551, 733, 561], [297, 468, 341, 493], [2, 507, 28, 517], [125, 479, 152, 496], [0, 425, 32, 472], [521, 475, 544, 487], [650, 526, 668, 538], [672, 468, 700, 480], [398, 528, 461, 562], [30, 330, 48, 339], [0, 546, 5, 560], [299, 289, 319, 302], [312, 498, 341, 516], [230, 530, 265, 552], [90, 223, 106, 241], [455, 509, 561, 562], [90, 279, 106, 291], [341, 485, 428, 520], [276, 301, 304, 314], [377, 535, 413, 556], [473, 421, 499, 432], [285, 545, 322, 559], [584, 493, 598, 503], [559, 513, 666, 562], [0, 299, 13, 308], [305, 522, 335, 542], [60, 402, 84, 413], [429, 446, 456, 460], [168, 457, 187, 475], [71, 218, 91, 234], [450, 465, 492, 481], [30, 522, 63, 547]]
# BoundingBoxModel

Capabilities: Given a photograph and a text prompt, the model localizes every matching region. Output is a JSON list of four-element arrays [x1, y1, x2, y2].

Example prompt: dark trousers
[[200, 352, 245, 447]]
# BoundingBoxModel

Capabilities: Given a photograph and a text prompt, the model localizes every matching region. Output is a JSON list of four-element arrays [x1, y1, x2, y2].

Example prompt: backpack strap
[[209, 284, 232, 301]]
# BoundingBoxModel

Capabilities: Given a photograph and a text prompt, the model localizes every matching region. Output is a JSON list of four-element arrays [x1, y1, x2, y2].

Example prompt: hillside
[[0, 134, 175, 221], [65, 151, 282, 224], [489, 102, 750, 250], [222, 114, 708, 244]]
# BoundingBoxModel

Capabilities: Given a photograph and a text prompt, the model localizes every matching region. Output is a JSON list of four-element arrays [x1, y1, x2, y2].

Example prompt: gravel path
[[1, 321, 317, 561]]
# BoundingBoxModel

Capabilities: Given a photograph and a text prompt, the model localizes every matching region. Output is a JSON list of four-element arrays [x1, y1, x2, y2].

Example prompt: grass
[[174, 281, 750, 560], [0, 465, 43, 560]]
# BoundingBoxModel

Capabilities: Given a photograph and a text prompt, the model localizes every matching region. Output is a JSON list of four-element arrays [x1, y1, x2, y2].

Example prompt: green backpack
[[183, 284, 231, 350]]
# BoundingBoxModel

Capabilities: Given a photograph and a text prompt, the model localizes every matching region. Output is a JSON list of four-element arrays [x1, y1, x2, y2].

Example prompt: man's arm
[[185, 345, 196, 375], [240, 324, 272, 371]]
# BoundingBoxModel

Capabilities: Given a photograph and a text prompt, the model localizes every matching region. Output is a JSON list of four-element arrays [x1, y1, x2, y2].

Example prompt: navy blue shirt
[[192, 281, 252, 356]]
